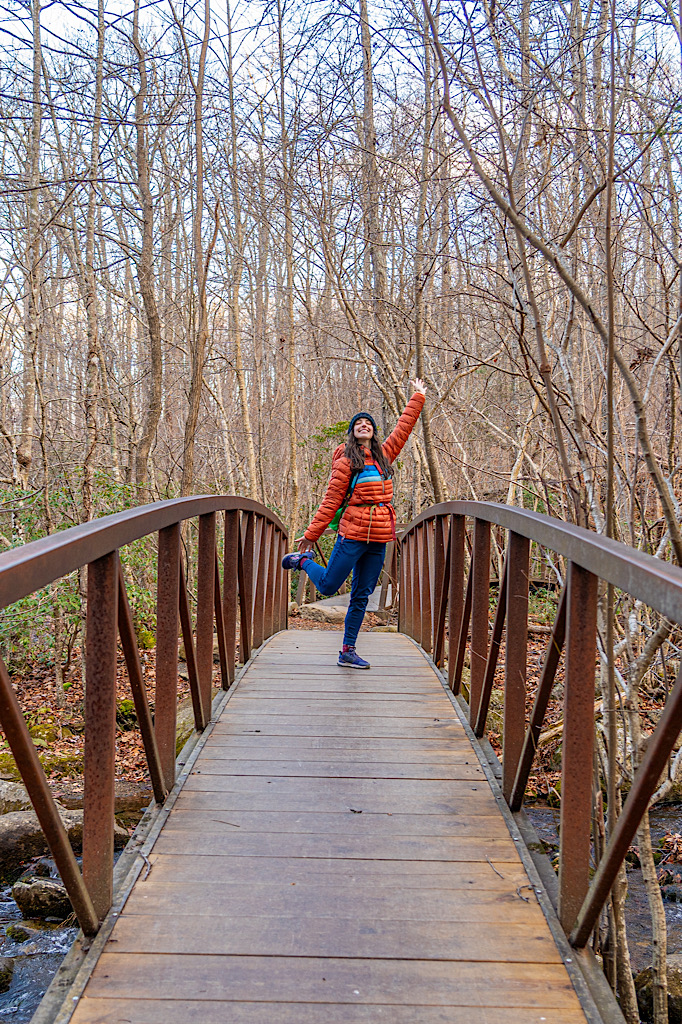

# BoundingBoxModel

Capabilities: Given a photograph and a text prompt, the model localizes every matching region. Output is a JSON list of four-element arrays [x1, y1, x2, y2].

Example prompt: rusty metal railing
[[399, 501, 682, 946], [0, 496, 287, 935]]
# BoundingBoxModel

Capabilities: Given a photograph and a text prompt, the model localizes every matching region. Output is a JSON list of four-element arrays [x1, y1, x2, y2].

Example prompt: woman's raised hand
[[410, 377, 427, 396], [296, 536, 314, 553]]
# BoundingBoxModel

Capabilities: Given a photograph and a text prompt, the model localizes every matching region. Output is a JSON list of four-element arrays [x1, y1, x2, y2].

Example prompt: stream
[[527, 803, 682, 973], [0, 871, 76, 1021]]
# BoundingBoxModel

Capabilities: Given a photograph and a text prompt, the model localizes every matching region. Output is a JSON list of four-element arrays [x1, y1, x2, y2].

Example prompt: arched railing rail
[[0, 497, 288, 936], [399, 501, 682, 948]]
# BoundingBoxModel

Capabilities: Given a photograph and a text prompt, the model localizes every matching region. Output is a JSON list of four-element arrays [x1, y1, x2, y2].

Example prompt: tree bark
[[132, 0, 163, 496]]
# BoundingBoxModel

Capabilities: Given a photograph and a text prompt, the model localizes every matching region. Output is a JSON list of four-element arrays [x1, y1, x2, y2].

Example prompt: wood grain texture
[[69, 631, 588, 1024]]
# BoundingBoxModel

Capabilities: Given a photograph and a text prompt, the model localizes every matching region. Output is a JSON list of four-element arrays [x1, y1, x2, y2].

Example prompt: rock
[[0, 956, 13, 992], [5, 923, 34, 943], [115, 699, 137, 731], [0, 781, 33, 815], [0, 808, 128, 880], [370, 624, 398, 632], [176, 698, 197, 756], [12, 875, 72, 921], [662, 885, 682, 902], [635, 954, 682, 1023], [288, 601, 299, 616], [299, 604, 347, 624]]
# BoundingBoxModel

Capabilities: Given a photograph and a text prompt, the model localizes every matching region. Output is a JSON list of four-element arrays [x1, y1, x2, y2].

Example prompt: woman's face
[[353, 417, 374, 444]]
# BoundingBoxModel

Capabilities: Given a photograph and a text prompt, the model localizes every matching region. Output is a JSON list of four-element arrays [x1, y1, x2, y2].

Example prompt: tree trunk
[[179, 0, 211, 497], [16, 0, 42, 489], [132, 0, 163, 496], [82, 0, 105, 520]]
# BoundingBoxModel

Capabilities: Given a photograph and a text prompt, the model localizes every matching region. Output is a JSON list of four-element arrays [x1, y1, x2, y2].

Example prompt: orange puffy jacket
[[303, 392, 425, 544]]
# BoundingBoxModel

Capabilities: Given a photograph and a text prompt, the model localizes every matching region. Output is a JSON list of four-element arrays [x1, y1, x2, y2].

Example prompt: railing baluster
[[214, 549, 229, 689], [223, 511, 239, 685], [473, 553, 507, 737], [572, 643, 682, 945], [398, 535, 410, 636], [117, 566, 166, 803], [453, 554, 473, 696], [252, 517, 268, 650], [156, 523, 181, 790], [264, 523, 276, 640], [278, 532, 288, 631], [420, 524, 433, 654], [558, 560, 598, 933], [470, 518, 491, 713], [409, 532, 417, 639], [448, 515, 465, 692], [238, 512, 254, 663], [179, 559, 205, 732], [502, 532, 530, 801], [433, 519, 450, 667], [509, 585, 567, 811], [196, 513, 216, 723], [431, 520, 445, 657], [0, 654, 98, 935], [83, 551, 118, 922]]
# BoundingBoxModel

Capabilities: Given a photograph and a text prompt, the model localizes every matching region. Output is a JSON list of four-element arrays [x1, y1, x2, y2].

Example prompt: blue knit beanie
[[348, 411, 377, 434]]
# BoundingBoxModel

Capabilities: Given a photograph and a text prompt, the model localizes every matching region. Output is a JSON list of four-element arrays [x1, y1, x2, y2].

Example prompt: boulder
[[0, 808, 128, 880], [12, 875, 71, 921], [5, 923, 35, 943], [0, 781, 32, 815], [299, 604, 346, 624], [369, 624, 398, 633], [662, 884, 682, 903], [288, 601, 300, 617], [635, 954, 682, 1022], [0, 957, 13, 993], [176, 698, 197, 755]]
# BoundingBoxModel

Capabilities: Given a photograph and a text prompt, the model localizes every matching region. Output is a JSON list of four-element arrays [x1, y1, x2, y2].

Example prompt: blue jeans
[[303, 536, 386, 647]]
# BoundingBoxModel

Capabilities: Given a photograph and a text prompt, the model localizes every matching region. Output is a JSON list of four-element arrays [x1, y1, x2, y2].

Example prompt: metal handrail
[[399, 501, 682, 948], [0, 497, 288, 935]]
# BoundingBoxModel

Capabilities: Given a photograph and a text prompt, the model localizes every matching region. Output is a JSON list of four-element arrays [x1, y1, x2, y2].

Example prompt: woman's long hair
[[344, 433, 394, 478]]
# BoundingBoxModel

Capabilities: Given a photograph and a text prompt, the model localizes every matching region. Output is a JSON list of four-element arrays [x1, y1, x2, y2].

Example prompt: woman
[[282, 380, 427, 668]]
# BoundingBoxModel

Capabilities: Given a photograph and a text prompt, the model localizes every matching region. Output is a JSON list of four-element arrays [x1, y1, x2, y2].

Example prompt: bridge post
[[238, 512, 254, 662], [252, 517, 267, 650], [223, 511, 239, 685], [447, 515, 465, 691], [502, 532, 530, 802], [83, 551, 118, 922], [558, 560, 598, 933], [156, 524, 180, 790], [196, 514, 216, 723], [419, 524, 433, 653], [469, 519, 490, 720]]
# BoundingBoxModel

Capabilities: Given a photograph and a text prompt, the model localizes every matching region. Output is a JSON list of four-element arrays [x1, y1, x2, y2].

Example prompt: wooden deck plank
[[151, 830, 524, 860], [158, 809, 512, 837], [123, 883, 544, 923], [142, 853, 532, 890], [71, 999, 587, 1023], [67, 631, 589, 1024], [174, 779, 498, 814], [107, 914, 561, 962], [183, 760, 485, 780], [81, 954, 585, 1009]]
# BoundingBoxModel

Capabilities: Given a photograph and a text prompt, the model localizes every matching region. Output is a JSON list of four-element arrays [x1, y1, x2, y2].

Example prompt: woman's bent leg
[[343, 542, 386, 647], [302, 537, 360, 596]]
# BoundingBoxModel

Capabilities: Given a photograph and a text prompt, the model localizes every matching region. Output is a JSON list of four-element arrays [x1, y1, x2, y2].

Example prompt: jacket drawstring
[[356, 501, 397, 543]]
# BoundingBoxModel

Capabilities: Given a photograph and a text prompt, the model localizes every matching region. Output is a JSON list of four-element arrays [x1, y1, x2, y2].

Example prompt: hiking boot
[[337, 647, 370, 669], [281, 551, 313, 571]]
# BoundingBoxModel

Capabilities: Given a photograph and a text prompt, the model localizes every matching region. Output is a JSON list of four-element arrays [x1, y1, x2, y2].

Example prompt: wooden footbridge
[[1, 498, 682, 1022]]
